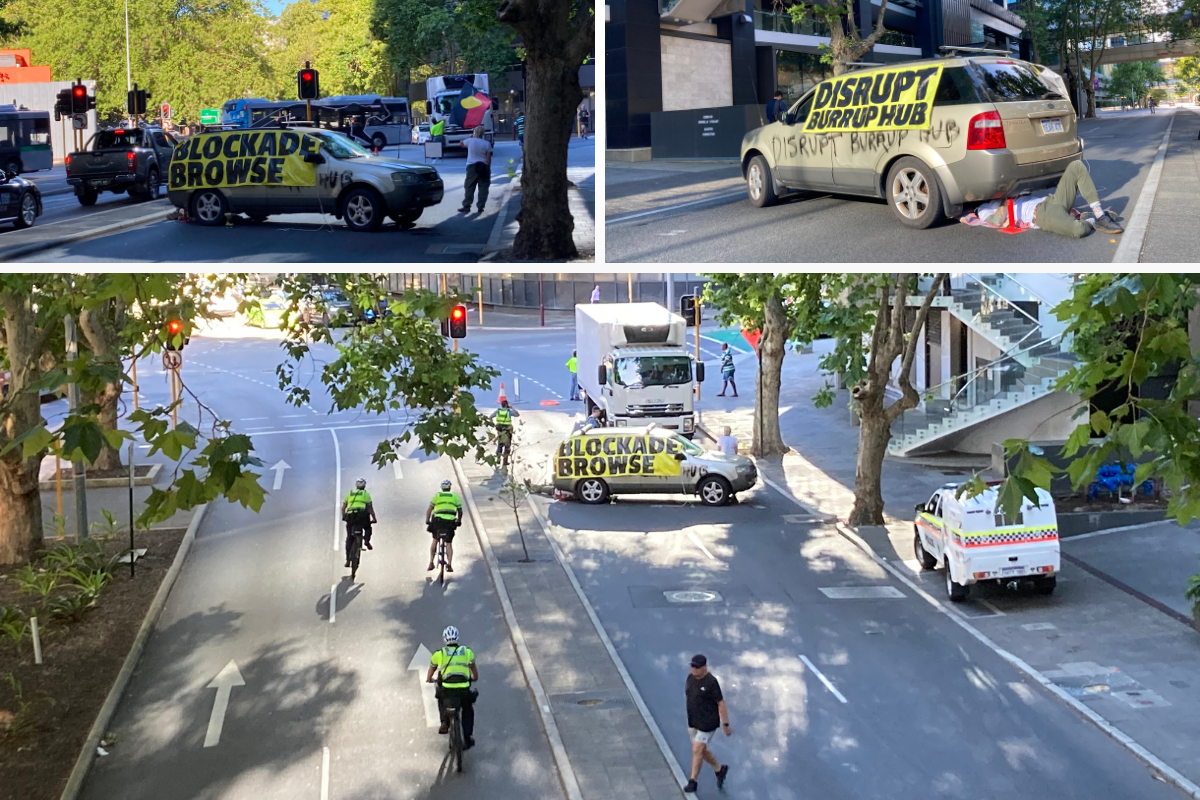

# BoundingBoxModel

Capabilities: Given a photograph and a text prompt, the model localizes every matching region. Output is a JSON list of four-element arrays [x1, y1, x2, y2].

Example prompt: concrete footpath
[[1142, 107, 1200, 262], [457, 435, 684, 800], [696, 343, 1200, 795]]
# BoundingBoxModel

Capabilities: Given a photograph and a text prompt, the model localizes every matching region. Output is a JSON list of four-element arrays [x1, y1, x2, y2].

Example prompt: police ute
[[914, 483, 1060, 602], [553, 424, 756, 506]]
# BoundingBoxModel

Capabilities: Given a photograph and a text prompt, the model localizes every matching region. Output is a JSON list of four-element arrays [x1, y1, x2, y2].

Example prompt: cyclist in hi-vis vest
[[426, 479, 463, 572], [427, 625, 478, 748], [341, 478, 377, 565], [492, 399, 521, 468]]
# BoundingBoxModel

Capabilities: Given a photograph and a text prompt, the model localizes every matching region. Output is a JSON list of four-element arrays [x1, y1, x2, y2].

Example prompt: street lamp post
[[125, 0, 132, 94]]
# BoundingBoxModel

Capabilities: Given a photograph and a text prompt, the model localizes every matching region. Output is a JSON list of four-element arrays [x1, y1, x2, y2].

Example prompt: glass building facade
[[386, 274, 711, 311]]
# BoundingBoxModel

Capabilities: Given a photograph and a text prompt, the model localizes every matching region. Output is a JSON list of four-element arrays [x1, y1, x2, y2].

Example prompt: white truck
[[426, 74, 494, 151], [576, 303, 704, 438]]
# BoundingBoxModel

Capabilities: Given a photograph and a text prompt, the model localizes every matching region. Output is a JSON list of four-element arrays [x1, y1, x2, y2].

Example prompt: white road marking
[[239, 421, 411, 437], [204, 661, 245, 747], [686, 530, 718, 561], [331, 429, 341, 552], [329, 583, 337, 624], [320, 746, 330, 800], [407, 644, 440, 727], [799, 654, 848, 704], [605, 191, 747, 224], [392, 458, 404, 480], [819, 586, 905, 599], [241, 417, 269, 421], [1022, 622, 1057, 631], [978, 599, 1007, 617], [270, 460, 291, 491]]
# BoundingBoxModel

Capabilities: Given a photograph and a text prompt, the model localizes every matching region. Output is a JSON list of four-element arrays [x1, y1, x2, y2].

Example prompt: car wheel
[[372, 133, 387, 150], [913, 530, 937, 570], [575, 478, 610, 505], [1034, 575, 1057, 596], [191, 189, 228, 226], [77, 188, 98, 207], [13, 191, 37, 229], [390, 209, 422, 225], [341, 187, 384, 232], [144, 168, 161, 201], [697, 475, 732, 507], [746, 155, 778, 208], [4, 160, 19, 175], [887, 157, 945, 230], [945, 560, 969, 602]]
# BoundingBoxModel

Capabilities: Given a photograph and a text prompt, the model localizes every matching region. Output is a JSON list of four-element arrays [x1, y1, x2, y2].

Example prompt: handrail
[[998, 273, 1058, 309], [903, 329, 1066, 408], [961, 273, 1041, 328]]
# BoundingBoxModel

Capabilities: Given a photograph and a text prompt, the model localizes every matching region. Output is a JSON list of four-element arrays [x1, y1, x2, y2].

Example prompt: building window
[[775, 50, 830, 107], [879, 29, 918, 48]]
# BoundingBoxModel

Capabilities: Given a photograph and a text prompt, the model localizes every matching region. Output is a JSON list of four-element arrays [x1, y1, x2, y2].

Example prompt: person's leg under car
[[1035, 161, 1103, 238]]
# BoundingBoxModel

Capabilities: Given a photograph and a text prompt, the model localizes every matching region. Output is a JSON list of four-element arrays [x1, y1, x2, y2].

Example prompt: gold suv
[[740, 53, 1082, 228]]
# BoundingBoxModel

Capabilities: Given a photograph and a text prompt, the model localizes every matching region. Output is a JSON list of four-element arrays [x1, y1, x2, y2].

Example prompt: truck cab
[[426, 74, 494, 149], [914, 484, 1060, 602]]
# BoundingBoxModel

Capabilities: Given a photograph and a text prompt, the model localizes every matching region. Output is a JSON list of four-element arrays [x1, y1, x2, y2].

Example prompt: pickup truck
[[66, 126, 179, 206]]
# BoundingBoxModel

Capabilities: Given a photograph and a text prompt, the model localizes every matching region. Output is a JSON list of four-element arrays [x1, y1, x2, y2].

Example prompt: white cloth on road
[[972, 195, 1046, 229], [464, 138, 492, 166]]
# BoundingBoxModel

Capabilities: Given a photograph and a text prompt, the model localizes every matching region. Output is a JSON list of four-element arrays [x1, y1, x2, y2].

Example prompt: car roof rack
[[844, 62, 887, 70], [938, 45, 1013, 57]]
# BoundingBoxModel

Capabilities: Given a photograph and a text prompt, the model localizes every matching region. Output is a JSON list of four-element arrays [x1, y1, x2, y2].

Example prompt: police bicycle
[[430, 519, 457, 587], [346, 521, 365, 581], [445, 692, 466, 772]]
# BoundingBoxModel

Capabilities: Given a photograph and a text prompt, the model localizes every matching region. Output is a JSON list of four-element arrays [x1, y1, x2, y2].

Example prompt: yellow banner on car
[[803, 64, 945, 134], [555, 434, 683, 478], [167, 130, 322, 190]]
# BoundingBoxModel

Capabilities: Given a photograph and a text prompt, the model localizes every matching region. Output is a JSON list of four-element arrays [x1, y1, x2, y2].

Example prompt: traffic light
[[54, 88, 71, 121], [70, 83, 88, 115], [126, 85, 151, 116], [680, 294, 699, 325], [449, 305, 467, 338], [298, 64, 320, 100], [164, 319, 188, 351]]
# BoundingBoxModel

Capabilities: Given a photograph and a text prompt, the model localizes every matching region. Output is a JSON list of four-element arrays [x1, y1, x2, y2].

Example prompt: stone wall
[[660, 36, 732, 112]]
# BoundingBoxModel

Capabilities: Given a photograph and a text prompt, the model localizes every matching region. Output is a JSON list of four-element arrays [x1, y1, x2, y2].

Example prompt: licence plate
[[1040, 118, 1064, 134], [1002, 566, 1027, 575], [89, 179, 108, 186]]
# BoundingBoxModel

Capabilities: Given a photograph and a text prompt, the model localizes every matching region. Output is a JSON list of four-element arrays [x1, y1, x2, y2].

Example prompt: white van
[[913, 483, 1060, 602]]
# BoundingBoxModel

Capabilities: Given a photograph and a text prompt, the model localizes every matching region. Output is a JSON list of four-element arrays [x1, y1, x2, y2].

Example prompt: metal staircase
[[888, 275, 1078, 457]]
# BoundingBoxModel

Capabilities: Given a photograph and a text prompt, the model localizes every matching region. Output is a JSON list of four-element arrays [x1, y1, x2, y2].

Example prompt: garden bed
[[0, 529, 186, 800]]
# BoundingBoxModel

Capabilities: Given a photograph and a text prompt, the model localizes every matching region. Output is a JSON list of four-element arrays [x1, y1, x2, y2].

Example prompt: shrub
[[0, 606, 27, 651]]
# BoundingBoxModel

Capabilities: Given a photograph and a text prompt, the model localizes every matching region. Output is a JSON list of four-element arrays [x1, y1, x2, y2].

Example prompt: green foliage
[[12, 565, 57, 603], [0, 606, 26, 651], [1178, 57, 1200, 94], [271, 0, 393, 97], [1105, 61, 1168, 104], [63, 567, 111, 598], [1186, 558, 1200, 612], [48, 592, 96, 623], [0, 671, 42, 739]]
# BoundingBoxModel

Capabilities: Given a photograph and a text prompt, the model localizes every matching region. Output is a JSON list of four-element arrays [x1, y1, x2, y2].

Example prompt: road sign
[[161, 102, 171, 120], [200, 108, 220, 125], [71, 113, 87, 130], [162, 350, 182, 370], [1094, 77, 1101, 89]]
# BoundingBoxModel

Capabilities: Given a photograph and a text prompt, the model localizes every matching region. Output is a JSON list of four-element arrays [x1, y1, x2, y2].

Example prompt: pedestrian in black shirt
[[684, 654, 730, 793]]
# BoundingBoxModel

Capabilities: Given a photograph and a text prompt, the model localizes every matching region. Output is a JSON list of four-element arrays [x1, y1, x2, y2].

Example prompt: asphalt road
[[606, 111, 1173, 263], [79, 327, 564, 800]]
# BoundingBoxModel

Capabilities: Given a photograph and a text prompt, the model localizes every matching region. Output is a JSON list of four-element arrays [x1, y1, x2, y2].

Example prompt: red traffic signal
[[301, 71, 313, 81], [449, 305, 467, 338], [297, 65, 320, 100], [165, 319, 186, 351], [71, 83, 88, 115]]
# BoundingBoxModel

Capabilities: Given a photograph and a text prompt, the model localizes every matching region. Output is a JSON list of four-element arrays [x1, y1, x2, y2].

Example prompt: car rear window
[[969, 61, 1056, 102], [96, 130, 144, 148], [933, 66, 986, 106]]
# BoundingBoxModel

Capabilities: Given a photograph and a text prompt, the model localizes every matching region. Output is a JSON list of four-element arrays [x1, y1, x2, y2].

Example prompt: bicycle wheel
[[450, 708, 463, 772], [438, 539, 446, 587], [350, 529, 362, 580]]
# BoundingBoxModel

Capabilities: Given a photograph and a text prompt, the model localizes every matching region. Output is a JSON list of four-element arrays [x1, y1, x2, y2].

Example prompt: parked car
[[411, 124, 432, 145], [0, 169, 41, 229], [66, 126, 178, 206], [740, 53, 1083, 229], [245, 290, 288, 329]]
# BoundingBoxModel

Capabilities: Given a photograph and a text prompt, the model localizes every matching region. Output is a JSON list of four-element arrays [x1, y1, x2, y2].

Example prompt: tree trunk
[[752, 294, 789, 457], [850, 390, 888, 525], [84, 381, 123, 475], [78, 301, 125, 476], [498, 0, 593, 261], [0, 291, 46, 566]]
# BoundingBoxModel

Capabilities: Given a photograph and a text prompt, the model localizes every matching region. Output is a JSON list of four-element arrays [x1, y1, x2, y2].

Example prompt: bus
[[314, 96, 411, 148], [220, 99, 311, 129], [0, 106, 51, 173]]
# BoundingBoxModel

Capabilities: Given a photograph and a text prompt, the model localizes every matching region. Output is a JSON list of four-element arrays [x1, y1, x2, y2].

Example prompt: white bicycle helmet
[[355, 477, 367, 489], [441, 479, 452, 491], [443, 625, 459, 644]]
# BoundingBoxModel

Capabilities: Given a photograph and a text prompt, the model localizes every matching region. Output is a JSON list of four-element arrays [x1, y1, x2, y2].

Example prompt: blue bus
[[0, 106, 51, 173], [220, 99, 309, 128]]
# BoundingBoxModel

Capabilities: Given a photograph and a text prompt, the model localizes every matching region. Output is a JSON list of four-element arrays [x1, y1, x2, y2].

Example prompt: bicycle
[[445, 694, 465, 772], [435, 530, 451, 587], [346, 523, 364, 581]]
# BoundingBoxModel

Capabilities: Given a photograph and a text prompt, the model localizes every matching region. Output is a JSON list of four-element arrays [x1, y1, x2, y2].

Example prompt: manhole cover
[[577, 698, 604, 707], [664, 590, 723, 604]]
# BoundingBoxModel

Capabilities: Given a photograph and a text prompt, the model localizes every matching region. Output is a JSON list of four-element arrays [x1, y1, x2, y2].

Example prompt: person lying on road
[[958, 162, 1123, 237]]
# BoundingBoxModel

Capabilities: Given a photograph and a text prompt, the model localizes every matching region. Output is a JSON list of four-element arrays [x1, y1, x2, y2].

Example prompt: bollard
[[514, 377, 520, 402], [997, 197, 1026, 235], [31, 615, 42, 664]]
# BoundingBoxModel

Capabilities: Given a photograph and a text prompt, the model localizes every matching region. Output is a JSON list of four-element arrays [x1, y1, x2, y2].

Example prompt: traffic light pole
[[64, 315, 89, 541], [694, 310, 701, 402], [307, 99, 312, 123]]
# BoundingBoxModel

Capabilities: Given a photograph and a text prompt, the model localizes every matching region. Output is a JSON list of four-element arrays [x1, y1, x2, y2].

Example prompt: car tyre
[[341, 187, 384, 232], [1034, 575, 1057, 596], [143, 168, 161, 201], [887, 156, 945, 230], [913, 530, 937, 570], [945, 560, 969, 602], [77, 188, 98, 207], [390, 209, 423, 225], [372, 133, 387, 151], [746, 155, 778, 208], [575, 477, 610, 505], [4, 160, 19, 175], [13, 191, 37, 229], [697, 475, 732, 507], [191, 189, 228, 226]]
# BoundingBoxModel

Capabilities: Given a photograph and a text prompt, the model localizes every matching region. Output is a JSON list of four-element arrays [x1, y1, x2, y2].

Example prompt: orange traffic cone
[[498, 382, 508, 404], [997, 198, 1027, 235]]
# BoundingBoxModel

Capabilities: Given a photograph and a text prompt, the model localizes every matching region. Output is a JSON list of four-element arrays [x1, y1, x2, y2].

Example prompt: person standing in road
[[684, 654, 730, 794], [567, 350, 581, 400], [1149, 97, 1157, 114], [766, 90, 785, 124], [590, 285, 601, 303], [716, 426, 738, 456], [460, 126, 493, 214], [717, 343, 738, 397], [579, 107, 590, 139], [516, 112, 525, 147]]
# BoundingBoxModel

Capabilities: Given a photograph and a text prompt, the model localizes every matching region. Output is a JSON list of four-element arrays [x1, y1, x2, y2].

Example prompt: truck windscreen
[[613, 356, 691, 388]]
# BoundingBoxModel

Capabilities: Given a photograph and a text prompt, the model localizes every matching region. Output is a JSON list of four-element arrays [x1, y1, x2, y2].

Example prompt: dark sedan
[[0, 170, 41, 228]]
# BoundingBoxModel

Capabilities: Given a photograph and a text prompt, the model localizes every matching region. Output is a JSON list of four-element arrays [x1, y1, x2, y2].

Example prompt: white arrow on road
[[407, 644, 440, 727], [204, 660, 245, 747], [392, 456, 404, 480], [270, 460, 291, 491]]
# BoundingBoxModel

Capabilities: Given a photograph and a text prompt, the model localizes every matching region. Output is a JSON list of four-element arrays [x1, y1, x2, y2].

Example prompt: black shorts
[[429, 519, 458, 541]]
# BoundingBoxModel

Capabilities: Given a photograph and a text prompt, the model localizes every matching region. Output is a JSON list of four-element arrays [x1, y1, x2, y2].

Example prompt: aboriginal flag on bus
[[449, 81, 491, 129]]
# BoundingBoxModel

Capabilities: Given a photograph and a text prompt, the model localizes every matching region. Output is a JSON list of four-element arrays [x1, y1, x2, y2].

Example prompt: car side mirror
[[784, 112, 796, 126], [915, 503, 926, 514], [304, 153, 326, 164], [675, 453, 686, 461], [597, 364, 607, 385], [695, 362, 705, 383]]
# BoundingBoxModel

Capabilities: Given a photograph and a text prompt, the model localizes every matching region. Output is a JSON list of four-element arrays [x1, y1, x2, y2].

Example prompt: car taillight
[[966, 111, 1006, 150], [127, 151, 136, 171], [65, 154, 71, 167]]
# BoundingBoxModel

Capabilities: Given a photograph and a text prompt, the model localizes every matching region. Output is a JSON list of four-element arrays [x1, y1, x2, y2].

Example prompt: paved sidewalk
[[694, 342, 1200, 795], [482, 166, 596, 262], [1142, 107, 1200, 262], [458, 447, 683, 800]]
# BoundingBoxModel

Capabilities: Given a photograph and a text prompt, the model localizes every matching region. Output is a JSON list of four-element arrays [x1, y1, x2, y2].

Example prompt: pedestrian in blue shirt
[[717, 343, 738, 397], [766, 91, 784, 124]]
